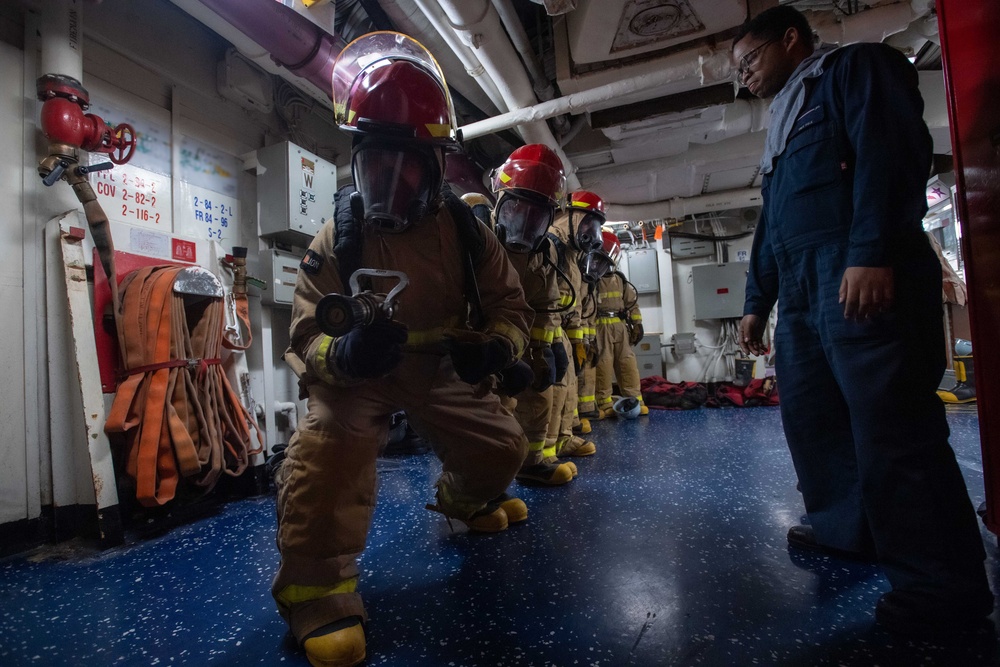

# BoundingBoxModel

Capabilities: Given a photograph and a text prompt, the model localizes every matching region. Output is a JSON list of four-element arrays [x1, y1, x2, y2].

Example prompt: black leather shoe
[[786, 525, 877, 563], [876, 590, 995, 639]]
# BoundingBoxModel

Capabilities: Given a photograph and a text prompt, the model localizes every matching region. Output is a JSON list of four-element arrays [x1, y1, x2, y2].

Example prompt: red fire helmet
[[601, 229, 622, 265], [332, 32, 456, 145], [491, 144, 566, 206]]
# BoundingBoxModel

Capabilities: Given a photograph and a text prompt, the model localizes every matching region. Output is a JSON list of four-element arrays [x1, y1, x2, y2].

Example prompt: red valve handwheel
[[110, 123, 136, 165]]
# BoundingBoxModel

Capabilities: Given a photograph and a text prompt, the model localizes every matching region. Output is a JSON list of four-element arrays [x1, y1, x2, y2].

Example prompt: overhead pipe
[[606, 188, 763, 222], [435, 0, 581, 189], [459, 49, 734, 141], [491, 0, 572, 137], [403, 0, 509, 115], [805, 2, 920, 45]]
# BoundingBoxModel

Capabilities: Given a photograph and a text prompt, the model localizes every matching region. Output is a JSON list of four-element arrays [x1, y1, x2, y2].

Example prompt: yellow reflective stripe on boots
[[542, 443, 558, 458], [528, 439, 546, 452], [276, 577, 358, 607]]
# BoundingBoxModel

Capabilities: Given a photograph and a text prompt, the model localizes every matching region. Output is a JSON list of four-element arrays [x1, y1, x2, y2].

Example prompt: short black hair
[[733, 6, 814, 52]]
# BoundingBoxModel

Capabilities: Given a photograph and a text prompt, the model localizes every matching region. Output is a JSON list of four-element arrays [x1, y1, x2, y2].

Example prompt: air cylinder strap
[[105, 265, 263, 507]]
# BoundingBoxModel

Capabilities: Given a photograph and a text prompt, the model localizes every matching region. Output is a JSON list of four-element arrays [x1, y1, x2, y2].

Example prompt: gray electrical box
[[259, 248, 302, 307], [257, 141, 336, 246], [632, 333, 662, 379], [624, 247, 659, 294], [692, 262, 749, 320]]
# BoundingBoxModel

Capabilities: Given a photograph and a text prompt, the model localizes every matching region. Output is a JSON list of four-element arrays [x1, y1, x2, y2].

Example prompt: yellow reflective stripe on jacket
[[600, 291, 622, 299], [596, 316, 621, 325], [314, 334, 336, 385], [558, 294, 574, 307], [630, 313, 643, 322], [567, 328, 584, 341], [404, 316, 465, 346], [530, 327, 555, 344], [490, 320, 528, 358], [553, 326, 564, 340]]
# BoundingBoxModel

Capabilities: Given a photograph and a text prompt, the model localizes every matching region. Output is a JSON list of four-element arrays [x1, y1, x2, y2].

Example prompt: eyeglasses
[[736, 38, 777, 81]]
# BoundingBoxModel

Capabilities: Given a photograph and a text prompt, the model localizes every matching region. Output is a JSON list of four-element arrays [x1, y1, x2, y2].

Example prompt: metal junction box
[[624, 247, 659, 294], [257, 141, 336, 246], [632, 333, 663, 379], [260, 248, 302, 307], [692, 262, 749, 320]]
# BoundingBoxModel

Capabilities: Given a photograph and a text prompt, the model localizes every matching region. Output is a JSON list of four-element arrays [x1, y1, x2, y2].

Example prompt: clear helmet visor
[[579, 249, 613, 284], [495, 194, 554, 254], [352, 145, 434, 231], [573, 211, 605, 252]]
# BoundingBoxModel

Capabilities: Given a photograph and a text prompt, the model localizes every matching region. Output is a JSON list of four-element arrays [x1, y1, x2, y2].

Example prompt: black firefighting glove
[[334, 319, 408, 379], [550, 342, 569, 382], [497, 359, 533, 396], [628, 321, 644, 347], [446, 334, 511, 385], [529, 346, 557, 392]]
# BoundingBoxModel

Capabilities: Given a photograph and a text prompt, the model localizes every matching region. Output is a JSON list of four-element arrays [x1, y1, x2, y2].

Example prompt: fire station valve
[[315, 269, 409, 338], [36, 74, 137, 187]]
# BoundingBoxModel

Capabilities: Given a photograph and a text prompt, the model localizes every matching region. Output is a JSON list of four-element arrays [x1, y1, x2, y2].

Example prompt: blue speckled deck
[[2, 407, 998, 665]]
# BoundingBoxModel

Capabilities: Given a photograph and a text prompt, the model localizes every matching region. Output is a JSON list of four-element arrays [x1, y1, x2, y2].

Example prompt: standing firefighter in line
[[594, 230, 648, 418], [547, 191, 607, 454], [274, 33, 532, 667]]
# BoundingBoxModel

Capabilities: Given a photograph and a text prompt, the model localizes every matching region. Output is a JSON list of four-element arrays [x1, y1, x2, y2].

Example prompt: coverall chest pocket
[[782, 107, 841, 197]]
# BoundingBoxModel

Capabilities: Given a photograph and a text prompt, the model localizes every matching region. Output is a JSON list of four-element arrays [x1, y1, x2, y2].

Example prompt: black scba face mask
[[352, 140, 441, 232], [494, 192, 554, 254], [571, 211, 604, 252], [579, 250, 613, 284]]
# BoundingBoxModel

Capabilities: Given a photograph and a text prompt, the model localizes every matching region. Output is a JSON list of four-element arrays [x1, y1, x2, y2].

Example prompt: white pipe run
[[40, 0, 83, 81], [460, 49, 735, 141], [436, 0, 581, 189], [606, 188, 763, 222], [805, 1, 926, 45], [402, 0, 508, 115]]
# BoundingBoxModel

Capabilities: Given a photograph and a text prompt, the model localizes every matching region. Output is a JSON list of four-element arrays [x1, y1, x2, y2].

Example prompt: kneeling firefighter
[[274, 33, 532, 667], [491, 144, 576, 485]]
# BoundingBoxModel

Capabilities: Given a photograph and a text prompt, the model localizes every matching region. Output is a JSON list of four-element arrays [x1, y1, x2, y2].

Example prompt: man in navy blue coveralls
[[734, 6, 993, 635]]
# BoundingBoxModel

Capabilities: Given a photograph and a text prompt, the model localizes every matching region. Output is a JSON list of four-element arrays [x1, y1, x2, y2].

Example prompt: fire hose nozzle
[[315, 269, 409, 337]]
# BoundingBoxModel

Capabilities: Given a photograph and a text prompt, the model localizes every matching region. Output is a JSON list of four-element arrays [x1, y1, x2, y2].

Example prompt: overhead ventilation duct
[[169, 0, 341, 108]]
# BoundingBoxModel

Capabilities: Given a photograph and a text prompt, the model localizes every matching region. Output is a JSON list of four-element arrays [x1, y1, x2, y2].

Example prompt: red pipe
[[197, 0, 344, 99]]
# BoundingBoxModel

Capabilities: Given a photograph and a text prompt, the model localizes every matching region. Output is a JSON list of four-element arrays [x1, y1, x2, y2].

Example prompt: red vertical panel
[[938, 0, 1000, 535]]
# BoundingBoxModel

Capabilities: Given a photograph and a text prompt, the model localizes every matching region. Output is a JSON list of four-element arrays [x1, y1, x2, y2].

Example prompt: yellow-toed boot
[[277, 582, 367, 667], [303, 618, 366, 667], [559, 435, 596, 457], [428, 476, 510, 532], [496, 493, 528, 523]]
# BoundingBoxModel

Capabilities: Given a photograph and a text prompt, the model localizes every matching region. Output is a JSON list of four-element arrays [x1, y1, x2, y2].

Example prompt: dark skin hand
[[739, 267, 895, 355], [739, 314, 768, 356], [839, 266, 894, 320]]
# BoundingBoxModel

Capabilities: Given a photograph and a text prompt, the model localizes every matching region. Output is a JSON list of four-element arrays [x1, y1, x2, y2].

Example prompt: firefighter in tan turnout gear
[[594, 231, 648, 417], [273, 33, 531, 667], [490, 144, 576, 486], [546, 191, 608, 458]]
